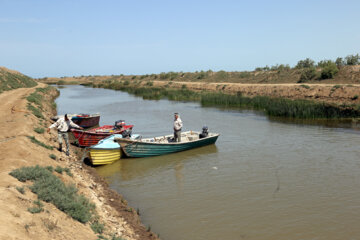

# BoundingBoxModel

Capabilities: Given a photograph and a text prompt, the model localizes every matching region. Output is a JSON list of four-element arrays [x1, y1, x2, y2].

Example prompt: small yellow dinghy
[[89, 134, 140, 165]]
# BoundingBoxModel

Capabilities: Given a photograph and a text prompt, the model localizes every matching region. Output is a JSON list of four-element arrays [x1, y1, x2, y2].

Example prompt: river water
[[56, 85, 360, 240]]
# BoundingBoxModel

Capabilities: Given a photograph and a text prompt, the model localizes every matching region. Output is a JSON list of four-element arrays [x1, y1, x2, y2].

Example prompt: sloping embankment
[[0, 83, 158, 240]]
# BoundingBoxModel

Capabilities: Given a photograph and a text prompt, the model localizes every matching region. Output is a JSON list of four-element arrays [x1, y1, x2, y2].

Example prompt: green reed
[[94, 82, 360, 119]]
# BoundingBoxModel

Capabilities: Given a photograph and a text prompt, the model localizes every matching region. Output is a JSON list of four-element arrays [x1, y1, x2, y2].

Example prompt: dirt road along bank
[[0, 84, 159, 240]]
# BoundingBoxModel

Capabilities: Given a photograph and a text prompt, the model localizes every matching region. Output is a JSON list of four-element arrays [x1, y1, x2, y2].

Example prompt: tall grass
[[94, 82, 360, 119], [9, 165, 95, 223], [201, 92, 360, 118]]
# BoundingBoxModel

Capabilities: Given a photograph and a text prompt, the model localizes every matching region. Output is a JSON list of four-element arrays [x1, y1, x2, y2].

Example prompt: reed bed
[[95, 81, 360, 119]]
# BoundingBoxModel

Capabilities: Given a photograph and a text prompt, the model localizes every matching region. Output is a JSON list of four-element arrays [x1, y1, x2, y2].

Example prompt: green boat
[[115, 131, 219, 158]]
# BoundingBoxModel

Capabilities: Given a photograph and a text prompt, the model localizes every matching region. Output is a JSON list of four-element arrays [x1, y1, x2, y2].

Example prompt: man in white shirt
[[47, 114, 83, 156], [173, 113, 183, 142]]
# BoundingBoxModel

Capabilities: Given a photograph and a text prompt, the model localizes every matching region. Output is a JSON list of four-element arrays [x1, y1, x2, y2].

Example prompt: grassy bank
[[94, 81, 360, 119]]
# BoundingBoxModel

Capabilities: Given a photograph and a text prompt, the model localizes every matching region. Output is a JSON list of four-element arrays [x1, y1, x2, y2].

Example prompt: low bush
[[54, 166, 63, 174], [91, 221, 105, 234], [320, 61, 339, 79], [49, 154, 57, 160], [10, 165, 95, 223], [298, 67, 316, 82]]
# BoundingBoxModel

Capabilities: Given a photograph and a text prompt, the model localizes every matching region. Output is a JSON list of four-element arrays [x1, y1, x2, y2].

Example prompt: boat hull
[[51, 114, 100, 128], [89, 148, 121, 165], [118, 133, 219, 158], [71, 115, 100, 128], [71, 125, 134, 147]]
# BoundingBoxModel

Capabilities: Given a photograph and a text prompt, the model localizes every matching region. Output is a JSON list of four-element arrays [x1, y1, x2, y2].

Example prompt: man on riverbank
[[174, 112, 183, 142], [47, 114, 83, 156]]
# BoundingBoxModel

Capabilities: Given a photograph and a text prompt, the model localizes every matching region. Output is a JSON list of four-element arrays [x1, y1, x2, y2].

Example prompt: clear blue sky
[[0, 0, 359, 78]]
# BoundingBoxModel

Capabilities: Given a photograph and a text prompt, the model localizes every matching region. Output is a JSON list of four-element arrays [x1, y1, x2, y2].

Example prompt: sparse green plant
[[64, 168, 73, 177], [9, 165, 95, 223], [16, 186, 25, 194], [27, 104, 44, 119], [34, 127, 45, 134], [49, 154, 57, 160], [146, 81, 153, 86], [42, 218, 58, 231], [28, 200, 44, 214], [123, 80, 130, 85], [45, 166, 54, 172], [27, 92, 43, 106], [91, 221, 105, 234], [352, 95, 358, 100], [300, 84, 310, 89], [27, 136, 53, 150], [54, 166, 63, 174]]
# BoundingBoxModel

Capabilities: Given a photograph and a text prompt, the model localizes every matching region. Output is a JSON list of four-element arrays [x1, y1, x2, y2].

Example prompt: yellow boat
[[89, 134, 140, 165]]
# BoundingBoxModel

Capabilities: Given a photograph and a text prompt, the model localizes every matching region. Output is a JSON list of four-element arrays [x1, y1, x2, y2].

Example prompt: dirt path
[[0, 85, 158, 240]]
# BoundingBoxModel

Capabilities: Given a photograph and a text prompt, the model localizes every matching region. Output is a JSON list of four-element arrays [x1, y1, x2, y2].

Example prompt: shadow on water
[[268, 116, 360, 130], [96, 144, 218, 181]]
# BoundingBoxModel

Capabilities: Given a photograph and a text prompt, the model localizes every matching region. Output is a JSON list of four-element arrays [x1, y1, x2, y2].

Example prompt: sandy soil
[[0, 84, 158, 240]]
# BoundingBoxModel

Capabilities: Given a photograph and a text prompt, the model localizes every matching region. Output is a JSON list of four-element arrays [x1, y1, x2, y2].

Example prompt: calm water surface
[[56, 85, 360, 240]]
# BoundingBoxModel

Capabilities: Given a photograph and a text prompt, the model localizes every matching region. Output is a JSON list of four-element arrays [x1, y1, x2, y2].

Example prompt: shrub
[[320, 62, 339, 79], [298, 67, 316, 82], [9, 165, 95, 223], [54, 166, 63, 174], [352, 95, 359, 100], [49, 154, 57, 160], [215, 70, 227, 80], [296, 58, 315, 68], [335, 57, 345, 67], [45, 166, 54, 172], [91, 221, 105, 234], [57, 80, 65, 85], [345, 54, 360, 65]]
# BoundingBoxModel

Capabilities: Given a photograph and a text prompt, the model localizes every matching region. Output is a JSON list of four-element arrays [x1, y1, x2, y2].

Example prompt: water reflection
[[97, 144, 218, 181]]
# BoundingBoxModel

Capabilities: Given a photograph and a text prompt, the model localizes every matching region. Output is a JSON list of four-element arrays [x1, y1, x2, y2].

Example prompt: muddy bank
[[0, 83, 158, 240]]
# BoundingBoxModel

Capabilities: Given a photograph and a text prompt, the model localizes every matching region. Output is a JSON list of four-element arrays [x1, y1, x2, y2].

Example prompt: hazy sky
[[0, 0, 359, 77]]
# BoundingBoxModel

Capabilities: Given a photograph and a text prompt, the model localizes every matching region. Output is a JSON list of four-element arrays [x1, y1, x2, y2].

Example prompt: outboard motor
[[121, 129, 132, 138], [199, 126, 209, 139], [114, 120, 125, 130]]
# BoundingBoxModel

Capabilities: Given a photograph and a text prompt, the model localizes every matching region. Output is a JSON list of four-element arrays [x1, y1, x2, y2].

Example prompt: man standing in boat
[[47, 114, 83, 156], [174, 112, 183, 142]]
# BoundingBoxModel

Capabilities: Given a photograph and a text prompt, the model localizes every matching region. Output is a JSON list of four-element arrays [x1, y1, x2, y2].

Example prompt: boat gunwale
[[115, 132, 220, 146]]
